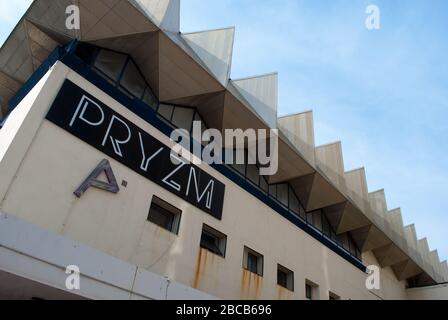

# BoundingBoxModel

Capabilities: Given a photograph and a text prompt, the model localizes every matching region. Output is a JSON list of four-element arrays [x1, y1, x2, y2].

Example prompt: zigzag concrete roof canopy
[[0, 0, 446, 287], [278, 111, 316, 167], [418, 238, 435, 279]]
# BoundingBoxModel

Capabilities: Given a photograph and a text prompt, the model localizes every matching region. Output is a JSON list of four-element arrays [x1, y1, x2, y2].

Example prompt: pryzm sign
[[46, 80, 225, 219]]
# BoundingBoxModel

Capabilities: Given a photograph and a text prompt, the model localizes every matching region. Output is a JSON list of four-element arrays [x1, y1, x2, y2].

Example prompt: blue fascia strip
[[8, 49, 367, 273]]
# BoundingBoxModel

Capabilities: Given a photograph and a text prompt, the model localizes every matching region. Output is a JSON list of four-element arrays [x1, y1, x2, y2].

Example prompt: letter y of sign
[[74, 159, 120, 197]]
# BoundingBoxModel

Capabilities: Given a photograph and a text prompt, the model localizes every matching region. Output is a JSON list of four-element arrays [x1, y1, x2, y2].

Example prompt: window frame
[[200, 224, 227, 258], [243, 246, 264, 277], [277, 264, 294, 292], [305, 280, 319, 300], [147, 196, 182, 235]]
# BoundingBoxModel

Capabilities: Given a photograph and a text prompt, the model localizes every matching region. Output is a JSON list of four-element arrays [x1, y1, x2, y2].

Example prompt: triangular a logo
[[74, 159, 120, 198]]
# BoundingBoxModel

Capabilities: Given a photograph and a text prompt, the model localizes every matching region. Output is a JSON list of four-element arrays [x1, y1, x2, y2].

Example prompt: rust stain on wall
[[277, 286, 293, 300], [193, 248, 207, 289], [277, 286, 283, 300], [241, 270, 263, 299], [254, 273, 262, 296]]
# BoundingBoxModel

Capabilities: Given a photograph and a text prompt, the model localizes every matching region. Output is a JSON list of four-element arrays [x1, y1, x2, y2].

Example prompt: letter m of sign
[[186, 167, 215, 210]]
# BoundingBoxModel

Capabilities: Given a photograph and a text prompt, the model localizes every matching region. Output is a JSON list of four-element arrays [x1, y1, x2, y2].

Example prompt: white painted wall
[[407, 284, 448, 300]]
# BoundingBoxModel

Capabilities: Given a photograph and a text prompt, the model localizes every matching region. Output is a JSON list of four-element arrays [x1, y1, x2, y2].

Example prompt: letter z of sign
[[162, 154, 187, 192]]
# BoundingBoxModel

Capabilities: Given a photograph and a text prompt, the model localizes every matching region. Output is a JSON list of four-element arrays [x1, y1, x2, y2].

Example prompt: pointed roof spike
[[345, 167, 369, 211], [418, 237, 430, 252], [418, 238, 433, 276], [386, 208, 407, 250], [366, 189, 390, 232], [430, 250, 443, 282], [404, 224, 418, 251], [130, 0, 180, 32], [388, 208, 404, 227], [277, 110, 315, 165], [182, 27, 235, 86], [368, 189, 388, 216], [278, 109, 313, 118], [315, 141, 346, 192], [230, 73, 278, 128]]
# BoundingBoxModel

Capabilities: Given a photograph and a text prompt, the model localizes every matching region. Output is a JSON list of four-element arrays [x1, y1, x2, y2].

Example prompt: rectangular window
[[322, 214, 331, 237], [157, 104, 175, 121], [200, 224, 227, 258], [259, 176, 269, 193], [120, 60, 146, 98], [246, 164, 260, 186], [229, 148, 247, 176], [313, 210, 323, 232], [94, 49, 127, 81], [142, 88, 158, 110], [289, 186, 300, 216], [232, 163, 246, 176], [338, 233, 350, 252], [243, 247, 263, 276], [147, 196, 181, 234], [277, 184, 289, 207], [306, 211, 314, 225], [348, 235, 358, 257], [305, 280, 319, 300], [171, 107, 195, 132], [268, 184, 277, 198], [277, 265, 294, 291]]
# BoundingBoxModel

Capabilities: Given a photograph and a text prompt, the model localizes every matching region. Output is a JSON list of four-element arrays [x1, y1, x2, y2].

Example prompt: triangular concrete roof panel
[[130, 0, 180, 32], [315, 142, 346, 193], [231, 73, 278, 129], [183, 27, 235, 86], [278, 111, 315, 166], [345, 168, 368, 212]]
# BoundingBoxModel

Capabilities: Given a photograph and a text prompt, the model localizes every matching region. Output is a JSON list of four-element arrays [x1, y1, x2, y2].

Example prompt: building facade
[[0, 0, 447, 300]]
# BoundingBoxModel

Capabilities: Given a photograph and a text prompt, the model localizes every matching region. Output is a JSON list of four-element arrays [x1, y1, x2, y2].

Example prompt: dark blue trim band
[[8, 46, 367, 273]]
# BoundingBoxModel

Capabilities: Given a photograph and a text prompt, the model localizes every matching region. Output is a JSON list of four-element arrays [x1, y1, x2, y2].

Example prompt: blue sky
[[1, 1, 446, 261]]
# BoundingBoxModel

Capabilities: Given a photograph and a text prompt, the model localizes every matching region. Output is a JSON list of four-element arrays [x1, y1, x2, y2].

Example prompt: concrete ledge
[[0, 212, 217, 300]]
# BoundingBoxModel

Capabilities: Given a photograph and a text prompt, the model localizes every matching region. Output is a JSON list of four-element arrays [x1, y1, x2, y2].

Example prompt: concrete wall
[[407, 284, 448, 300], [0, 62, 411, 300]]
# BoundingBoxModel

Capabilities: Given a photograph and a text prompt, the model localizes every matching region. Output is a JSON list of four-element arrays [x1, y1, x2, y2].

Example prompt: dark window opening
[[277, 265, 294, 291], [147, 196, 181, 234], [200, 224, 227, 257], [305, 283, 313, 300], [305, 280, 319, 300], [243, 247, 263, 276]]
